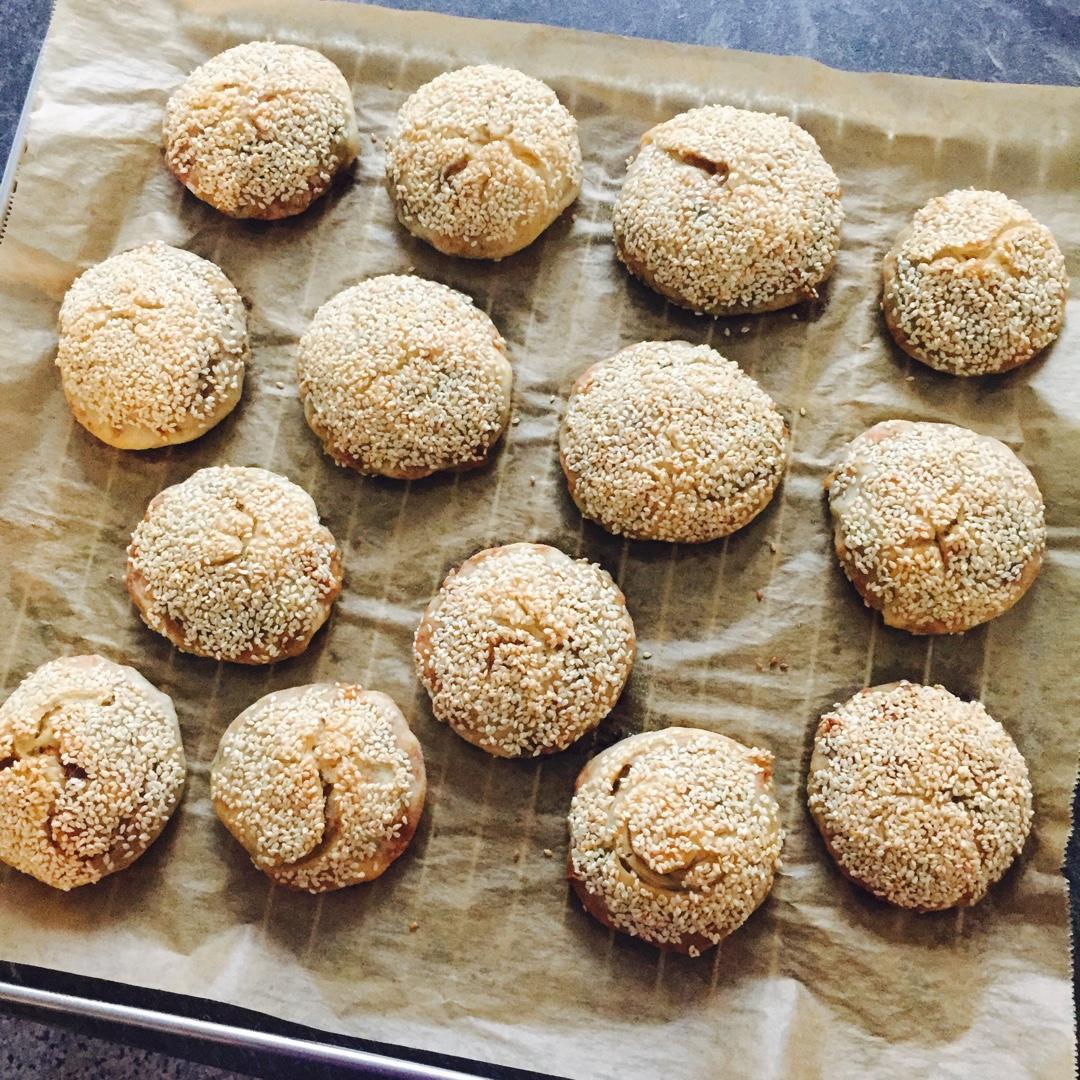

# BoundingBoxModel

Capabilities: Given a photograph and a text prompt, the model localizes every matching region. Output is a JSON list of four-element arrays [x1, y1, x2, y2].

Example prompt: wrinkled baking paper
[[0, 1, 1076, 1076]]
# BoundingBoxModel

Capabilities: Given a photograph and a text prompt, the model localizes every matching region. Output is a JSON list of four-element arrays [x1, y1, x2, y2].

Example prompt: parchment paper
[[0, 1, 1076, 1076]]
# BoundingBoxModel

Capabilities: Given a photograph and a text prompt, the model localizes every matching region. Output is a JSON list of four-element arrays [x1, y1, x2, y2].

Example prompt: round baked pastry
[[0, 655, 186, 891], [211, 683, 425, 892], [612, 105, 843, 315], [414, 543, 635, 757], [807, 681, 1032, 911], [882, 189, 1068, 376], [126, 466, 343, 664], [56, 242, 247, 450], [163, 41, 360, 219], [826, 420, 1045, 635], [560, 340, 789, 543], [385, 65, 582, 259], [568, 727, 782, 955], [297, 275, 513, 478]]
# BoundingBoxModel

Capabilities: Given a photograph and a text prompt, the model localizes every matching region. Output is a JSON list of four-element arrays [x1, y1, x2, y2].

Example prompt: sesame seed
[[0, 656, 185, 891], [275, 381, 285, 390], [297, 275, 512, 479], [409, 921, 420, 932], [826, 420, 1045, 634], [211, 683, 425, 893], [755, 590, 764, 602], [414, 543, 635, 758], [882, 190, 1067, 376], [542, 848, 553, 858], [641, 651, 652, 660], [568, 728, 782, 952], [613, 105, 843, 315], [560, 341, 789, 543], [385, 65, 582, 259], [807, 681, 1032, 911], [56, 242, 248, 450], [163, 42, 360, 220], [126, 466, 343, 663], [798, 406, 807, 417]]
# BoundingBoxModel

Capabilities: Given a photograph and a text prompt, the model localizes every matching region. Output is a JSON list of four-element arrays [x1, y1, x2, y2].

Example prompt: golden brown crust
[[567, 727, 781, 954], [807, 682, 1032, 911], [617, 236, 835, 317], [612, 106, 843, 315], [566, 860, 716, 956], [211, 684, 426, 892], [296, 276, 514, 479], [163, 43, 360, 221], [825, 420, 1045, 635], [384, 65, 582, 260], [56, 243, 248, 450], [0, 655, 186, 890], [879, 190, 1067, 376], [125, 467, 343, 664], [126, 546, 343, 666], [559, 342, 789, 543], [881, 248, 1043, 377], [414, 543, 635, 757]]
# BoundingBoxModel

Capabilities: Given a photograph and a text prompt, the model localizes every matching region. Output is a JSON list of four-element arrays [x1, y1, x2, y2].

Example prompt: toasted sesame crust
[[559, 341, 789, 543], [882, 190, 1068, 376], [211, 683, 426, 893], [612, 106, 843, 315], [163, 42, 360, 220], [826, 420, 1045, 635], [568, 727, 782, 954], [807, 682, 1032, 911], [0, 655, 186, 891], [297, 275, 513, 479], [126, 466, 343, 664], [56, 242, 248, 450], [414, 543, 635, 757], [385, 65, 582, 259]]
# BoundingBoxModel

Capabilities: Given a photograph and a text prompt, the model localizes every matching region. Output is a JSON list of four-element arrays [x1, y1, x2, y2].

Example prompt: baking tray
[[0, 0, 1075, 1077]]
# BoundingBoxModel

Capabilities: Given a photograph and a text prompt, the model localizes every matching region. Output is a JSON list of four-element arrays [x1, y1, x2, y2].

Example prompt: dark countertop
[[0, 1, 1076, 1078]]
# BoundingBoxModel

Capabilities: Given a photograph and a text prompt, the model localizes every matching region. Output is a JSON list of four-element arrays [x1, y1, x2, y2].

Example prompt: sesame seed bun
[[163, 42, 360, 220], [126, 466, 343, 664], [385, 65, 582, 259], [0, 655, 186, 891], [414, 543, 635, 758], [826, 420, 1045, 635], [568, 727, 782, 955], [56, 242, 248, 450], [612, 106, 843, 315], [882, 190, 1068, 376], [297, 275, 513, 479], [211, 683, 426, 893], [559, 340, 789, 543], [807, 682, 1032, 911]]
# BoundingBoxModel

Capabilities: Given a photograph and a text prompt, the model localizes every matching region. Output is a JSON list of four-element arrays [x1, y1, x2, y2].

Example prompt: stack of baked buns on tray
[[0, 41, 1066, 957]]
